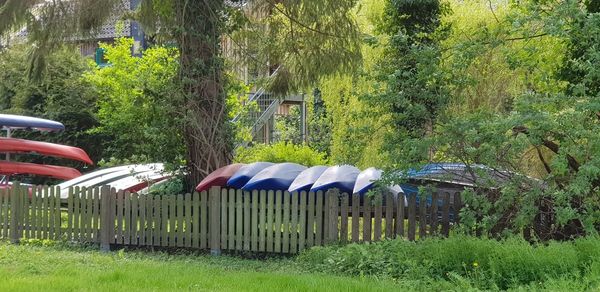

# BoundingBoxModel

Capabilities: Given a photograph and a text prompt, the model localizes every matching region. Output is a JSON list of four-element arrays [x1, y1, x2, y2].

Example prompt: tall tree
[[0, 0, 361, 188]]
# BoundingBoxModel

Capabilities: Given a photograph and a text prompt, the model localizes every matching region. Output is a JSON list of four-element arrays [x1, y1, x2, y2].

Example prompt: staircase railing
[[231, 67, 281, 143]]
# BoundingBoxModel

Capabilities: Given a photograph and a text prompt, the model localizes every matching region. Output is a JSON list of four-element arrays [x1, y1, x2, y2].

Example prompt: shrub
[[297, 236, 600, 289], [234, 142, 328, 166]]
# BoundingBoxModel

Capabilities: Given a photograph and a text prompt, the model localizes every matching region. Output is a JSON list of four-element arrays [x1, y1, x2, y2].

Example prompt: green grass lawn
[[0, 241, 398, 291]]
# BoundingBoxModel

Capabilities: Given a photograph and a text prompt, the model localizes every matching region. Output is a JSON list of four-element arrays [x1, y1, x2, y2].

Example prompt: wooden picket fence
[[0, 183, 462, 254]]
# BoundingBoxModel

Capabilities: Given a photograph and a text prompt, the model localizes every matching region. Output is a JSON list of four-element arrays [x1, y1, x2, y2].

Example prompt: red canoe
[[195, 163, 245, 192], [0, 161, 82, 180], [0, 138, 93, 165]]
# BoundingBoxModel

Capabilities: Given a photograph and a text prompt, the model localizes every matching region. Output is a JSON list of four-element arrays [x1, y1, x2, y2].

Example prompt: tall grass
[[297, 236, 600, 290]]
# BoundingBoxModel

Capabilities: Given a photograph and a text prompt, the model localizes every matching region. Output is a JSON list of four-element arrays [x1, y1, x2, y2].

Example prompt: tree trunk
[[176, 0, 232, 189]]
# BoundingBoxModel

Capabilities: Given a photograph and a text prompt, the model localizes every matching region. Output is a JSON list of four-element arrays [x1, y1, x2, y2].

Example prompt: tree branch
[[263, 0, 344, 39]]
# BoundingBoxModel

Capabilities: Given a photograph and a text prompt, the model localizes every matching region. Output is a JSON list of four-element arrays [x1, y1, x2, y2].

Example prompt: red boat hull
[[195, 163, 245, 192], [0, 161, 81, 180], [0, 138, 93, 165]]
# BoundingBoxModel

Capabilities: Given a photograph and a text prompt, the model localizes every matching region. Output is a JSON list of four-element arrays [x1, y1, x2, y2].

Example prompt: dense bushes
[[234, 142, 328, 167], [297, 236, 600, 290]]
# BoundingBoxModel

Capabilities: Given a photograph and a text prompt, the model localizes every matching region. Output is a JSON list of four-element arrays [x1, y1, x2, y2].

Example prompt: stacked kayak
[[0, 114, 92, 184], [57, 164, 167, 199], [194, 162, 479, 196], [243, 163, 307, 191]]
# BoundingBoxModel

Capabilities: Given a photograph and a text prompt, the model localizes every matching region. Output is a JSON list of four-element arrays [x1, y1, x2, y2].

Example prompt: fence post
[[326, 189, 339, 244], [100, 186, 114, 252], [209, 186, 221, 256], [9, 182, 22, 244]]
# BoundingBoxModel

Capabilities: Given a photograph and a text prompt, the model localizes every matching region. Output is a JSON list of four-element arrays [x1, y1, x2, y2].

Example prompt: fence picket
[[340, 193, 348, 243], [274, 191, 282, 253], [258, 190, 266, 252], [43, 187, 50, 240], [209, 187, 220, 253], [116, 190, 124, 244], [149, 195, 155, 246], [251, 190, 258, 251], [243, 191, 251, 251], [419, 193, 427, 239], [55, 188, 61, 240], [374, 195, 382, 241], [453, 192, 462, 225], [192, 192, 199, 248], [290, 191, 299, 253], [168, 195, 176, 247], [185, 193, 192, 248], [228, 189, 235, 250], [139, 194, 147, 246], [298, 191, 307, 252], [37, 186, 44, 239], [327, 191, 338, 244], [385, 193, 393, 239], [177, 194, 185, 247], [441, 192, 450, 237], [351, 193, 359, 242], [154, 194, 161, 246], [306, 192, 315, 247], [408, 194, 416, 241], [200, 191, 208, 249], [430, 192, 439, 236], [161, 195, 169, 246], [236, 190, 243, 251], [363, 195, 371, 242], [131, 193, 139, 245], [23, 188, 30, 239], [266, 190, 274, 252], [221, 189, 228, 249], [315, 191, 323, 246], [282, 191, 290, 252], [396, 193, 405, 238], [85, 188, 93, 242]]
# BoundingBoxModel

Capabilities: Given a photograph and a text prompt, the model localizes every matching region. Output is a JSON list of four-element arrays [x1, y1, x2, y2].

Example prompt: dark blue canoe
[[242, 163, 307, 191], [288, 165, 328, 192], [310, 165, 360, 194], [0, 114, 65, 131], [227, 162, 274, 189]]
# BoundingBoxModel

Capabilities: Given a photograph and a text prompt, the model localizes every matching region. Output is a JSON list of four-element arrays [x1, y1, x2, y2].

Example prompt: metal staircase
[[232, 67, 282, 144]]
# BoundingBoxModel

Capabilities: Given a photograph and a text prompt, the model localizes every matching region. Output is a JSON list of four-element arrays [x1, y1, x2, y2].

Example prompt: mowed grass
[[0, 241, 398, 292]]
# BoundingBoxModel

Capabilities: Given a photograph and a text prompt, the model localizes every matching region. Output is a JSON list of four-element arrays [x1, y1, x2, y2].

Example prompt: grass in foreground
[[0, 241, 398, 292]]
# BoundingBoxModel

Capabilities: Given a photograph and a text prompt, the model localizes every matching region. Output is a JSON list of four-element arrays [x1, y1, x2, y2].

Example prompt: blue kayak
[[310, 165, 360, 194], [242, 163, 307, 191], [227, 162, 274, 189], [0, 114, 65, 131], [288, 165, 328, 192]]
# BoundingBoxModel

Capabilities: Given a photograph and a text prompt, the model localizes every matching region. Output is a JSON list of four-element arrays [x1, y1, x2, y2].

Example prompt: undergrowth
[[296, 236, 600, 290]]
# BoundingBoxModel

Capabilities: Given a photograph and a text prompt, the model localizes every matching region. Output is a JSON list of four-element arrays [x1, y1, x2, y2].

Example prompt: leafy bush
[[234, 142, 328, 166], [83, 38, 185, 165], [0, 44, 104, 174], [297, 236, 600, 290]]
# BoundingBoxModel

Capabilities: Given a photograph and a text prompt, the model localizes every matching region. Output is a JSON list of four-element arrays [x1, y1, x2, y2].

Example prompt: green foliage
[[83, 38, 184, 165], [0, 45, 103, 171], [297, 236, 600, 290], [234, 141, 328, 166], [229, 0, 362, 95], [317, 0, 391, 168]]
